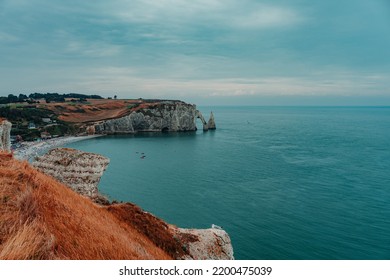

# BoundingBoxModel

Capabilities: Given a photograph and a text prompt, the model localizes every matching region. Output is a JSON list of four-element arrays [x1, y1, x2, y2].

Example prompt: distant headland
[[0, 93, 215, 144]]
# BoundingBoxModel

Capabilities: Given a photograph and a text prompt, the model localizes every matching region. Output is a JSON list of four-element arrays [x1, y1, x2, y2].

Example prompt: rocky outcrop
[[95, 101, 198, 134], [0, 119, 12, 152], [107, 203, 234, 260], [207, 112, 216, 130], [32, 148, 109, 198], [174, 226, 234, 260], [86, 125, 96, 135], [196, 110, 209, 131]]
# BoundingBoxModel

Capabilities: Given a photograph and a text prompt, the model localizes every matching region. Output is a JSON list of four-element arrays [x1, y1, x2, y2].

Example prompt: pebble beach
[[13, 135, 102, 161]]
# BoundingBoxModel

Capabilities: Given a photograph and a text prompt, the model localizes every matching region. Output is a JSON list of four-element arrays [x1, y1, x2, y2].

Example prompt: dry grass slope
[[0, 153, 171, 260], [107, 203, 199, 259], [43, 99, 136, 123]]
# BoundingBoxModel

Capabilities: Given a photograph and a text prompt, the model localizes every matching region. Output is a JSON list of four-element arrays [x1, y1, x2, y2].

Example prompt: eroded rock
[[208, 112, 216, 130], [94, 102, 198, 133], [107, 203, 234, 260], [174, 227, 234, 260], [0, 119, 12, 152], [32, 148, 109, 198]]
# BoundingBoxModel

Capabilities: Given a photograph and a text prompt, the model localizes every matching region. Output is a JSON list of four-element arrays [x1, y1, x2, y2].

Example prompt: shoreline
[[13, 135, 103, 161]]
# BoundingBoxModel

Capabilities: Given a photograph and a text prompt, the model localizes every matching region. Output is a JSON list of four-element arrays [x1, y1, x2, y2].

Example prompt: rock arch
[[196, 110, 208, 131]]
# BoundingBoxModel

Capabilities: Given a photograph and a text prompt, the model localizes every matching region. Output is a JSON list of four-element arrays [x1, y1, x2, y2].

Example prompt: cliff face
[[0, 119, 12, 152], [32, 148, 110, 198], [94, 102, 198, 133]]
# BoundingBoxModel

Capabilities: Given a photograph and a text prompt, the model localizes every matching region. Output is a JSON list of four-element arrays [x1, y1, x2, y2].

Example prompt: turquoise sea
[[66, 106, 390, 260]]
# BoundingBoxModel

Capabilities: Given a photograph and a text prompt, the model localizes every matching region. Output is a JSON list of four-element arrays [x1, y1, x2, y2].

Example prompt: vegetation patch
[[106, 203, 198, 259], [0, 153, 172, 260]]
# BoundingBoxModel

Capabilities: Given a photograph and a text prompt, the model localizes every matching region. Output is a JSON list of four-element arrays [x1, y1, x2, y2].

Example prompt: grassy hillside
[[0, 152, 172, 260]]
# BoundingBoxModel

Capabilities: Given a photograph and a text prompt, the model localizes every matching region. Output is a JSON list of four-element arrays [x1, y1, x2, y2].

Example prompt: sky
[[0, 0, 390, 105]]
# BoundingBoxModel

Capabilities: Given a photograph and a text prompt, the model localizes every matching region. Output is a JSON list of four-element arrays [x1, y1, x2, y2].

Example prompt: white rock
[[32, 148, 109, 198], [0, 119, 12, 152], [175, 227, 234, 260], [95, 102, 199, 133]]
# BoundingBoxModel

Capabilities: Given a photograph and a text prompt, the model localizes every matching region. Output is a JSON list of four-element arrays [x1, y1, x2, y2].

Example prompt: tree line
[[0, 93, 103, 104]]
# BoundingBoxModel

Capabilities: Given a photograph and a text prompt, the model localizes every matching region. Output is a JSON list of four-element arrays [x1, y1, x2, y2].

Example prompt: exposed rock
[[94, 102, 198, 133], [32, 148, 109, 198], [174, 227, 234, 260], [207, 111, 216, 130], [196, 110, 209, 131], [107, 203, 234, 260], [0, 119, 12, 152], [86, 125, 96, 135]]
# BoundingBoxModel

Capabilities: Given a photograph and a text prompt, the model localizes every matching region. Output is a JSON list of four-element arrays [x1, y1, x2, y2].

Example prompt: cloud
[[32, 65, 386, 99], [111, 0, 305, 30], [228, 5, 304, 29], [0, 0, 389, 105], [0, 31, 19, 43], [64, 41, 122, 58]]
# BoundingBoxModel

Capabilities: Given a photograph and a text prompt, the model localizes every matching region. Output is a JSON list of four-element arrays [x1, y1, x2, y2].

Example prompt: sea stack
[[207, 112, 216, 130]]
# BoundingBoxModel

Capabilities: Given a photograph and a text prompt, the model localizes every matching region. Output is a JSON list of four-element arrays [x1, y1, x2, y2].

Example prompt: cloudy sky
[[1, 0, 389, 105]]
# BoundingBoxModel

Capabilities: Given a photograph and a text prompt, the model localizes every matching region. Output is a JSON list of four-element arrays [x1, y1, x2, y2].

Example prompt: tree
[[114, 95, 117, 100], [18, 94, 28, 102], [29, 93, 45, 99], [0, 97, 8, 104], [7, 94, 18, 103]]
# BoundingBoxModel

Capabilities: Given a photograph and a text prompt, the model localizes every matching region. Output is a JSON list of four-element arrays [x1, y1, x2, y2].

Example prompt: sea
[[65, 106, 390, 260]]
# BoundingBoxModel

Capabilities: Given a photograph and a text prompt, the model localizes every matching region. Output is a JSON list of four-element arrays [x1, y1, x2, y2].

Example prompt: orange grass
[[107, 203, 198, 259], [42, 99, 135, 123], [0, 153, 171, 260], [39, 99, 169, 123]]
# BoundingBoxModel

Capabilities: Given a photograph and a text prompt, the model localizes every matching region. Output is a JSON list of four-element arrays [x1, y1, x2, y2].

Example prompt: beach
[[13, 135, 102, 161]]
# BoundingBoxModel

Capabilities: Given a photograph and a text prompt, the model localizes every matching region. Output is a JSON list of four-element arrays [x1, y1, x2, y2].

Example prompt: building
[[40, 132, 52, 140], [42, 118, 52, 123], [28, 122, 36, 129]]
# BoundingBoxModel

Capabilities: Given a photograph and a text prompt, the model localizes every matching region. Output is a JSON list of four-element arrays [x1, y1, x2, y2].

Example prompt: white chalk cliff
[[0, 119, 12, 152], [94, 101, 214, 133], [32, 148, 110, 198]]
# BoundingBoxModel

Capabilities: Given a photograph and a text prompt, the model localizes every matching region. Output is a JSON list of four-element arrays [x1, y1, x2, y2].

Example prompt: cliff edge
[[0, 151, 233, 260], [94, 101, 198, 133]]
